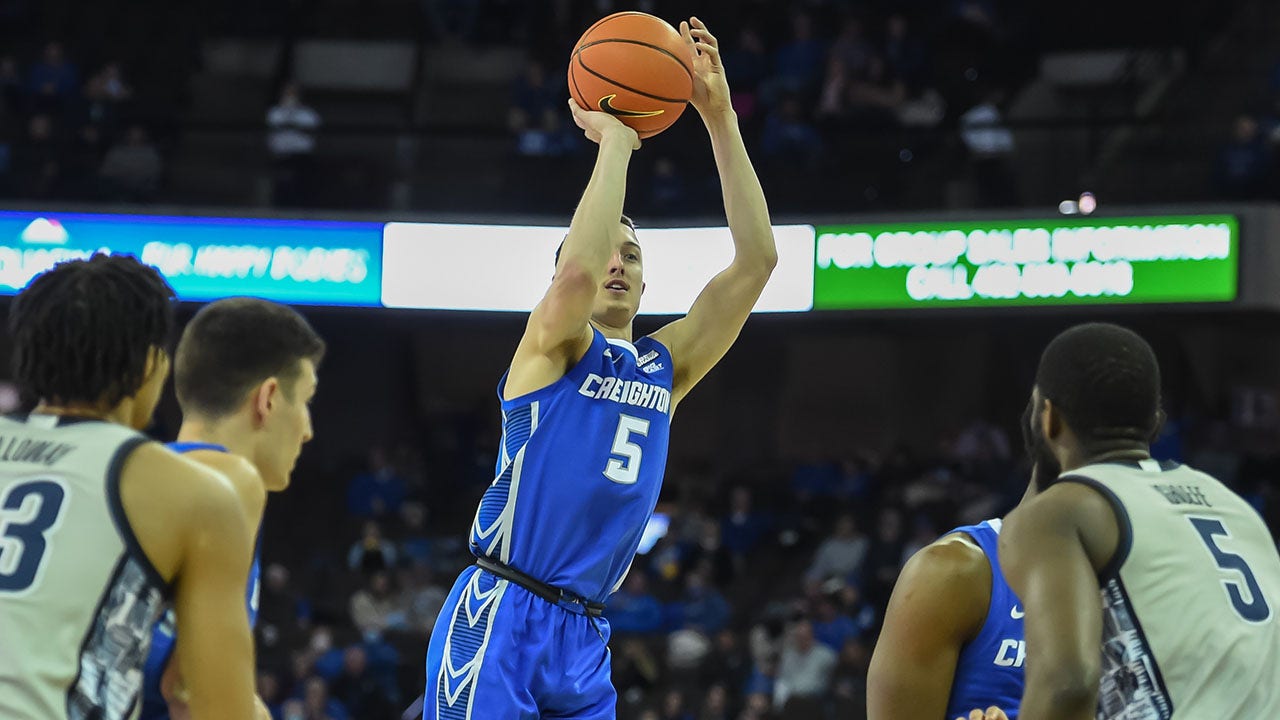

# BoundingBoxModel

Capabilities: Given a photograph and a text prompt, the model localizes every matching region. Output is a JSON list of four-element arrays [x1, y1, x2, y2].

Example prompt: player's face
[[592, 224, 645, 326], [261, 359, 317, 491], [129, 347, 170, 431]]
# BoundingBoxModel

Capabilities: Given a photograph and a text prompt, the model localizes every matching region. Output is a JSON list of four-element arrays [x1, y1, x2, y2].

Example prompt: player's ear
[[252, 377, 281, 423], [641, 281, 646, 295], [1041, 398, 1062, 440]]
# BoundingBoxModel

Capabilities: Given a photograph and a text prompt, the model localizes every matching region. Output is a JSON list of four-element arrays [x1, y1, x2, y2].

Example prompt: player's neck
[[176, 415, 255, 459], [33, 400, 133, 428], [590, 318, 634, 342], [1061, 442, 1151, 474]]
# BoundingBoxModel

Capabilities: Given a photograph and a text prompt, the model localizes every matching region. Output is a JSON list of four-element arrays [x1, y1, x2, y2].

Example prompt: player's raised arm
[[1000, 483, 1118, 720], [868, 540, 990, 719], [510, 100, 640, 392], [651, 17, 778, 405]]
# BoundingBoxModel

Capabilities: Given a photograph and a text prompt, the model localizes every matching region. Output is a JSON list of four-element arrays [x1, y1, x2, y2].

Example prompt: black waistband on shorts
[[474, 556, 606, 617]]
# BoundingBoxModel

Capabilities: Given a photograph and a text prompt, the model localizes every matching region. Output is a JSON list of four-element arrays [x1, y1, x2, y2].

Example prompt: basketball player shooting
[[1001, 323, 1280, 719], [423, 16, 778, 720]]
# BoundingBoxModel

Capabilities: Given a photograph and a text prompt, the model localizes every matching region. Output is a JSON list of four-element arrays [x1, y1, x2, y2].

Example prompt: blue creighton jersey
[[139, 442, 261, 720], [470, 329, 674, 603], [945, 518, 1025, 720]]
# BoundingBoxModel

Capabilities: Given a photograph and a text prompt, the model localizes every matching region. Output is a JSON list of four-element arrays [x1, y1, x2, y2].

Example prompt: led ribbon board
[[0, 211, 384, 305], [812, 215, 1238, 309]]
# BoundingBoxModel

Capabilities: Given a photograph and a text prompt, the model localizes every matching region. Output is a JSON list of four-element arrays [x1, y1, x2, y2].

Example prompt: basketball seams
[[576, 38, 692, 80], [572, 51, 689, 105]]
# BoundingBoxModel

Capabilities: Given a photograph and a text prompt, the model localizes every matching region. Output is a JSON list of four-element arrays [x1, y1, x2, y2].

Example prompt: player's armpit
[[171, 467, 257, 720], [999, 484, 1117, 720], [867, 537, 990, 720]]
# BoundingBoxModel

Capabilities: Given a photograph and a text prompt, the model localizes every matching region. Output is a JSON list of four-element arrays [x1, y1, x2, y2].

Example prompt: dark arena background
[[0, 0, 1278, 718]]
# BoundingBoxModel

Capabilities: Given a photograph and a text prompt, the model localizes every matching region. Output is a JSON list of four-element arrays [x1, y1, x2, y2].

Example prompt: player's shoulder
[[905, 533, 992, 585], [180, 450, 267, 521], [124, 442, 243, 512]]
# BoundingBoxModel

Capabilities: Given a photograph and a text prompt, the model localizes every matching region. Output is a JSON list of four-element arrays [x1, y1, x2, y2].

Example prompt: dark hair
[[175, 297, 325, 418], [1035, 322, 1161, 442], [555, 214, 637, 267], [10, 253, 175, 408]]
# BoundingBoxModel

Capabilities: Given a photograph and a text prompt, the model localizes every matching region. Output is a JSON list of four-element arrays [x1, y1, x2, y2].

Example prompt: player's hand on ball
[[568, 98, 641, 150], [680, 17, 731, 117], [957, 707, 1009, 720]]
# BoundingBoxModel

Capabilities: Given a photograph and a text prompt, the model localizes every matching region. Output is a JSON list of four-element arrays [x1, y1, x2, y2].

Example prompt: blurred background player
[[1002, 323, 1280, 719], [424, 16, 778, 719], [141, 297, 324, 720], [0, 254, 256, 720], [867, 470, 1038, 718]]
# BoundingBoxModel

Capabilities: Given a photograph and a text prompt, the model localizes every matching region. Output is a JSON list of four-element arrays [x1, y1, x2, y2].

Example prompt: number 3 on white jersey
[[604, 414, 650, 485]]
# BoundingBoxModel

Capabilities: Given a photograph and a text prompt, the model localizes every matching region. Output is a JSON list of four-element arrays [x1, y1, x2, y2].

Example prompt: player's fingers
[[694, 41, 721, 66], [985, 707, 1008, 720], [689, 23, 718, 48], [969, 710, 986, 720], [679, 21, 696, 51]]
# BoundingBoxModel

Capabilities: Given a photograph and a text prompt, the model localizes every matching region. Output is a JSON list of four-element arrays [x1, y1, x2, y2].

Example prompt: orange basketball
[[568, 12, 694, 139]]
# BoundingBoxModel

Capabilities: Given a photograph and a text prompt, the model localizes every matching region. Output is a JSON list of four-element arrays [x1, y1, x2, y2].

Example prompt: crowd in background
[[241, 409, 1278, 720]]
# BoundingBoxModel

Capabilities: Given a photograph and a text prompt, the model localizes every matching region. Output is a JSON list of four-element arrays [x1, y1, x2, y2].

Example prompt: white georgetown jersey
[[1061, 459, 1280, 719], [0, 413, 168, 720]]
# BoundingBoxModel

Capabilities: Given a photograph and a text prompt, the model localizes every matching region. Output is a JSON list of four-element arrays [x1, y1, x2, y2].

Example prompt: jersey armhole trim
[[498, 328, 607, 407], [106, 437, 174, 598], [1056, 474, 1133, 581]]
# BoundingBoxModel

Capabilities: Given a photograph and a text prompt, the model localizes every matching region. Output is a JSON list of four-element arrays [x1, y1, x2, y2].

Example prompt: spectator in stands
[[347, 446, 409, 518], [700, 683, 733, 720], [398, 562, 446, 633], [509, 60, 571, 157], [27, 41, 78, 113], [830, 636, 871, 717], [721, 26, 769, 122], [960, 89, 1018, 206], [267, 82, 321, 206], [760, 95, 823, 170], [301, 676, 348, 720], [829, 16, 876, 85], [810, 585, 859, 653], [99, 124, 163, 200], [258, 563, 313, 665], [646, 156, 691, 215], [721, 486, 770, 572], [659, 689, 695, 720], [13, 113, 62, 198], [677, 568, 731, 635], [330, 646, 394, 719], [769, 12, 827, 103], [884, 14, 927, 92], [398, 501, 432, 566], [772, 618, 836, 712], [347, 520, 398, 573], [1214, 114, 1272, 199], [349, 570, 404, 640], [804, 514, 869, 590], [423, 0, 482, 44], [863, 507, 905, 608], [83, 62, 132, 131], [702, 629, 751, 696], [683, 518, 734, 587], [607, 572, 665, 635]]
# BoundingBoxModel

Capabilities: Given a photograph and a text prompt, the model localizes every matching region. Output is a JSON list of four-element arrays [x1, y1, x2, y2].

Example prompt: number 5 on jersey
[[1189, 516, 1272, 623], [604, 414, 650, 485]]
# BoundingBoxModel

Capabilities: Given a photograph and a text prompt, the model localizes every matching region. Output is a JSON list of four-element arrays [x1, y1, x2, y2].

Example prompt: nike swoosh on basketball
[[598, 94, 664, 118], [1011, 605, 1025, 619]]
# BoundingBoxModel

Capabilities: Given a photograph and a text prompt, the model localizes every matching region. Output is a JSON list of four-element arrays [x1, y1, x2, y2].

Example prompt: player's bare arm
[[121, 443, 257, 720], [1000, 482, 1120, 720], [505, 100, 640, 399], [159, 450, 267, 720], [868, 536, 991, 720], [651, 17, 778, 406]]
